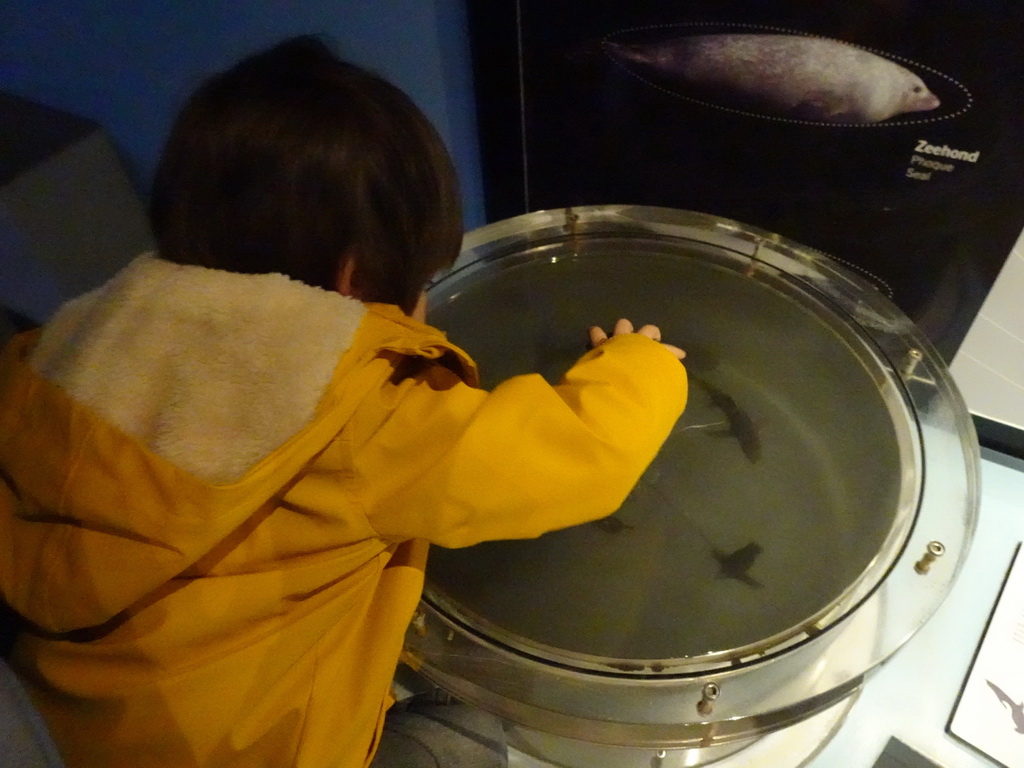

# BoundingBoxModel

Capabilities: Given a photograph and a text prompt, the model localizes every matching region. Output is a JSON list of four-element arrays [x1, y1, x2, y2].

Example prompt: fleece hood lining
[[29, 255, 367, 484]]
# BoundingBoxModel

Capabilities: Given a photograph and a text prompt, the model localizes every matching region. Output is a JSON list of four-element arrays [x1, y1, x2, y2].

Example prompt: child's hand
[[588, 318, 686, 360]]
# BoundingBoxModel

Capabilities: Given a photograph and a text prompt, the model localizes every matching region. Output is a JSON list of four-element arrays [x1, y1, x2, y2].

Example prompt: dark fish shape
[[699, 380, 761, 463], [713, 543, 764, 589], [604, 33, 940, 123], [986, 680, 1024, 734], [590, 515, 634, 534]]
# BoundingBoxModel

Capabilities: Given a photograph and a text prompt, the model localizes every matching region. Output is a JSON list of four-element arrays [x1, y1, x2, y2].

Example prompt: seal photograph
[[602, 31, 947, 125]]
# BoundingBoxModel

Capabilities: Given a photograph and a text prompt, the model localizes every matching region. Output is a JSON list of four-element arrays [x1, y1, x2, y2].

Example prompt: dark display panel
[[468, 1, 1024, 360]]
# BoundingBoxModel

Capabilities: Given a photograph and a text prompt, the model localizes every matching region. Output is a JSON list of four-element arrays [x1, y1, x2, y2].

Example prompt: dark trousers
[[370, 695, 507, 768]]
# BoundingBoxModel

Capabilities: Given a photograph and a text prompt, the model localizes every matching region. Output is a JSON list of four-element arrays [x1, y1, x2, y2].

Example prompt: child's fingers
[[635, 324, 661, 342], [662, 343, 686, 360], [613, 318, 634, 336], [633, 324, 684, 358], [590, 320, 685, 359]]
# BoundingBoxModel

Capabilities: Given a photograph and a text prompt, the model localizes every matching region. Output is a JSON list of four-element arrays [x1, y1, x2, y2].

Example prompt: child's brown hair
[[149, 36, 463, 314]]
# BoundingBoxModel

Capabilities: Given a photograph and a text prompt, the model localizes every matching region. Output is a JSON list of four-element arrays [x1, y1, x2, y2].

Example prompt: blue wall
[[0, 0, 485, 228]]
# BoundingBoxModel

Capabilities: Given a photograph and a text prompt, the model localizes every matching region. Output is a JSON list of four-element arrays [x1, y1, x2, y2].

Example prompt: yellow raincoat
[[0, 256, 687, 768]]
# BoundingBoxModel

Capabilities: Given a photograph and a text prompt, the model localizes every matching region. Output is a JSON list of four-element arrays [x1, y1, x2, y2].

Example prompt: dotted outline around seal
[[795, 242, 895, 298], [600, 22, 974, 128]]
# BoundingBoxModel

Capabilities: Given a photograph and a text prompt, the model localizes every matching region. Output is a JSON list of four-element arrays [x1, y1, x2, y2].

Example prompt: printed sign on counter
[[949, 543, 1024, 768]]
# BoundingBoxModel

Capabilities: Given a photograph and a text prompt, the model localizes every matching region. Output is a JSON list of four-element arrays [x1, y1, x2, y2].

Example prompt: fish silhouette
[[986, 680, 1024, 734], [590, 515, 634, 534], [713, 543, 764, 589], [698, 380, 762, 463]]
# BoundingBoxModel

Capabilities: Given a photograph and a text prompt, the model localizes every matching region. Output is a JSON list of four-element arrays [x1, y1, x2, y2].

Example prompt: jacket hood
[[0, 256, 475, 633]]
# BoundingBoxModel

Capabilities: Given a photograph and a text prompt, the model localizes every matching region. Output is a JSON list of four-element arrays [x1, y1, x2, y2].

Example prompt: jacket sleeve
[[354, 334, 687, 548]]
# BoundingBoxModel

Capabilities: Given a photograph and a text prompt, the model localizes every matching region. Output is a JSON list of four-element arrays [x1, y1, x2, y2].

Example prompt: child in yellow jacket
[[0, 36, 687, 768]]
